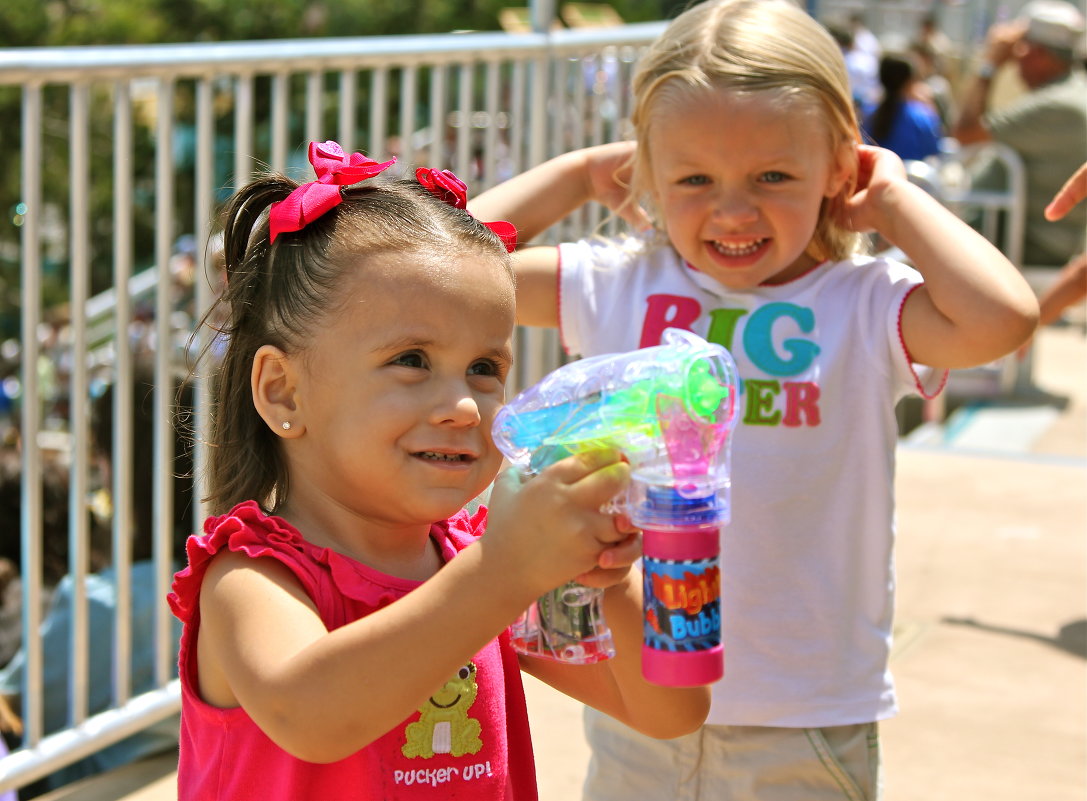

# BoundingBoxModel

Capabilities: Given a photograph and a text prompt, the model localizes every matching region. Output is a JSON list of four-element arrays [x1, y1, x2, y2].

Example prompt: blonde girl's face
[[283, 249, 515, 535], [645, 87, 851, 290]]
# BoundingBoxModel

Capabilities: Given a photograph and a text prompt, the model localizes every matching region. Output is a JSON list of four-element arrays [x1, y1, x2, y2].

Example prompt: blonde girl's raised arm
[[846, 145, 1038, 368], [469, 141, 642, 244], [510, 246, 561, 327], [470, 141, 645, 329]]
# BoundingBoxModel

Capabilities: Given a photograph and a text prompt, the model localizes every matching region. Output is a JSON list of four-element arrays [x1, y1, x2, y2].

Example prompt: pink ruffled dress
[[168, 500, 537, 801]]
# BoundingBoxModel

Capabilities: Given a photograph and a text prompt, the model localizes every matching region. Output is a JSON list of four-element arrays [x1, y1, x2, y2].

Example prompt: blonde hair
[[630, 0, 865, 261]]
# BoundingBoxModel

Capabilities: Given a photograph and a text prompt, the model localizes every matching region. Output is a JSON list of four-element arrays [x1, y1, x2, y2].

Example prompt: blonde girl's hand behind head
[[839, 144, 910, 235], [582, 141, 652, 232], [846, 143, 1038, 366], [482, 449, 634, 599]]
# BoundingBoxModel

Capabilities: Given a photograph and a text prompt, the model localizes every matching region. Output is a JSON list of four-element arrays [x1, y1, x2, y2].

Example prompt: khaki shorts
[[582, 707, 882, 801]]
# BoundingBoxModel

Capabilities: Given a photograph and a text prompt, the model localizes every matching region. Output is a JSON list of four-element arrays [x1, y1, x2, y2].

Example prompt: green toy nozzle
[[685, 361, 730, 419]]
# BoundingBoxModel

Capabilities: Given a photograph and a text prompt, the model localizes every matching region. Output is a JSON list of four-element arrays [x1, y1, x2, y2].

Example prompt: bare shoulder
[[196, 549, 324, 708], [512, 245, 562, 327], [201, 548, 315, 611]]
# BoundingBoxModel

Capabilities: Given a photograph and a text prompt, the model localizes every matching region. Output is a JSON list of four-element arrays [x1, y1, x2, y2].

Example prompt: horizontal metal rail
[[0, 24, 667, 84]]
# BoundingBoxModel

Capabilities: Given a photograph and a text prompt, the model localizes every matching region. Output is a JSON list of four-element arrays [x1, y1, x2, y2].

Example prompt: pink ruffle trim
[[168, 500, 488, 623]]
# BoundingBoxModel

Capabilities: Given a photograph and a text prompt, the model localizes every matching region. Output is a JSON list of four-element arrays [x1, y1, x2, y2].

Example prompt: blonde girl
[[470, 1, 1038, 798]]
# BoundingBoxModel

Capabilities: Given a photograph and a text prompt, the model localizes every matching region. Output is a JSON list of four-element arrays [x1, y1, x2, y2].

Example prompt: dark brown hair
[[197, 174, 513, 515], [868, 53, 917, 143]]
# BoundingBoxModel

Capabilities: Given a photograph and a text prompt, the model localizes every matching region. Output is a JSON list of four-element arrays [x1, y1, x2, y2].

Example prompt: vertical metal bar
[[618, 47, 636, 130], [549, 59, 565, 169], [271, 72, 289, 173], [483, 60, 500, 189], [528, 55, 548, 168], [338, 69, 357, 152], [455, 63, 472, 179], [518, 44, 555, 392], [369, 67, 388, 159], [590, 55, 606, 147], [67, 82, 91, 727], [510, 60, 526, 177], [233, 73, 253, 188], [111, 79, 135, 707], [153, 77, 176, 687], [571, 55, 587, 150], [571, 56, 594, 235], [19, 82, 45, 748], [399, 65, 417, 173], [193, 77, 215, 531], [428, 64, 446, 168], [530, 0, 557, 32], [305, 70, 322, 145]]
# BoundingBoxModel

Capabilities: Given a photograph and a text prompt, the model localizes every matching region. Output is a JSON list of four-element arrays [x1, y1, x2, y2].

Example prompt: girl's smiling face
[[645, 86, 851, 290], [278, 248, 515, 542]]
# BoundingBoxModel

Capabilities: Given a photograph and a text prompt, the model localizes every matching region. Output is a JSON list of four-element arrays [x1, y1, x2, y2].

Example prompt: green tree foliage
[[2, 1, 667, 45]]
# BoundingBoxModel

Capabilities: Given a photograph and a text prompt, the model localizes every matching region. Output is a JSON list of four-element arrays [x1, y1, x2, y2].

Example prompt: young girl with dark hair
[[168, 141, 709, 800]]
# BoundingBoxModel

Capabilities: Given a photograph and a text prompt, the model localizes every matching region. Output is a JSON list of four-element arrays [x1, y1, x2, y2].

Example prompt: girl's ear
[[252, 345, 303, 438], [824, 140, 857, 199]]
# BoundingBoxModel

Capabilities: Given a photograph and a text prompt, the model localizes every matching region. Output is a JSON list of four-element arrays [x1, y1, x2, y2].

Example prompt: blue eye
[[680, 175, 710, 186], [761, 171, 789, 184]]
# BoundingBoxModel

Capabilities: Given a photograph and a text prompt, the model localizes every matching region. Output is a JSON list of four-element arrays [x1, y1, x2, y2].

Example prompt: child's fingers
[[576, 564, 631, 588], [544, 448, 629, 487], [576, 532, 641, 587], [1045, 163, 1087, 221], [618, 201, 653, 232], [599, 529, 641, 566], [567, 460, 631, 512], [854, 145, 877, 189]]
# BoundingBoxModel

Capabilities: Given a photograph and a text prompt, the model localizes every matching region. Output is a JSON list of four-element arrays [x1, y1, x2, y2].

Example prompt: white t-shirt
[[558, 234, 946, 727]]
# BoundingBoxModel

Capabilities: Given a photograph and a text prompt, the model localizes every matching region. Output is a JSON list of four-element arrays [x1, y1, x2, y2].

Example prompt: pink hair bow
[[269, 141, 396, 242], [416, 167, 518, 253]]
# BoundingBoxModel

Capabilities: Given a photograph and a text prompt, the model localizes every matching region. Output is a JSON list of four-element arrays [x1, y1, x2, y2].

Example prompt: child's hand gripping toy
[[491, 328, 739, 686]]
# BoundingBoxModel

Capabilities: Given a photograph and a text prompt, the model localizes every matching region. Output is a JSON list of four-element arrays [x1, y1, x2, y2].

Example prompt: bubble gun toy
[[491, 328, 739, 686]]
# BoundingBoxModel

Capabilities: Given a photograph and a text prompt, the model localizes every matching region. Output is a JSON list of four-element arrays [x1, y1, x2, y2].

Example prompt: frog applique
[[401, 661, 482, 759]]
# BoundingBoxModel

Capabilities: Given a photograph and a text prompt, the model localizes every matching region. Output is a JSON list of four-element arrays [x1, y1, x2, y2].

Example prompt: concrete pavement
[[40, 325, 1087, 801]]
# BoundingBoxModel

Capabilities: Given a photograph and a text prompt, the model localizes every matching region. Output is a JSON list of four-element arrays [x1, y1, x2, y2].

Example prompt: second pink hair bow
[[416, 167, 518, 252], [269, 141, 396, 242]]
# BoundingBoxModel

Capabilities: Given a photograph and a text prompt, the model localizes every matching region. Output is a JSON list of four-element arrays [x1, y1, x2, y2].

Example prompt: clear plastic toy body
[[491, 328, 739, 685]]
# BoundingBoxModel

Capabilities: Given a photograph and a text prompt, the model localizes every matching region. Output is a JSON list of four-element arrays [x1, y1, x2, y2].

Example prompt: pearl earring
[[281, 421, 292, 431]]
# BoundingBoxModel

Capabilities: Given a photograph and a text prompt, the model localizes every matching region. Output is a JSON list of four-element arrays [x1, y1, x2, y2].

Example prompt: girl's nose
[[433, 386, 482, 427], [711, 188, 758, 226]]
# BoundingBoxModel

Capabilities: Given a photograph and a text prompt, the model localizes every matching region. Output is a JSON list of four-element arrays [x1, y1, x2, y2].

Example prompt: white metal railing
[[0, 22, 665, 792]]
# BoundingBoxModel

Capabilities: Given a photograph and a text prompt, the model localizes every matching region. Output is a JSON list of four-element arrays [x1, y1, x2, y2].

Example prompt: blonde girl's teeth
[[714, 240, 762, 256]]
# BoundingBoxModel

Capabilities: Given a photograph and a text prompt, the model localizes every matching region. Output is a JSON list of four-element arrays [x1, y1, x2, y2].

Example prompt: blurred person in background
[[828, 21, 881, 110], [0, 369, 192, 797], [863, 51, 943, 162], [952, 0, 1087, 268], [1019, 161, 1087, 357], [910, 39, 957, 132]]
